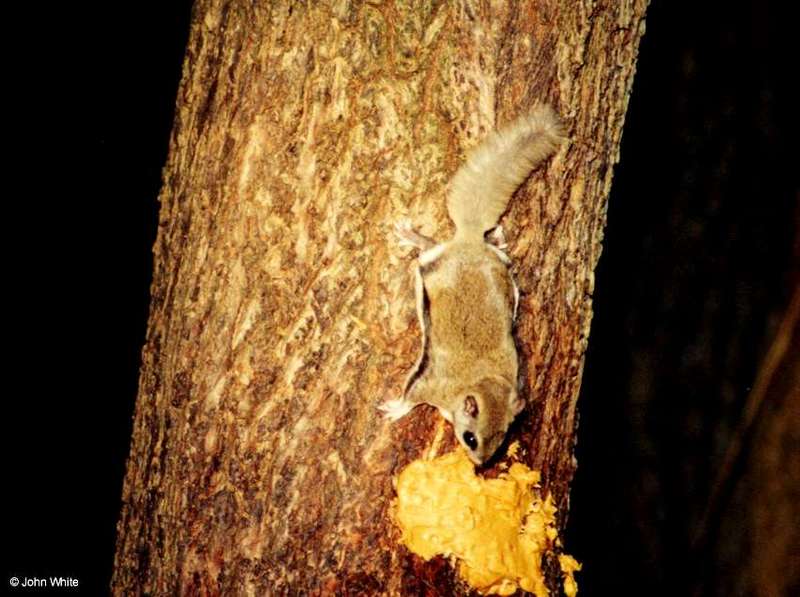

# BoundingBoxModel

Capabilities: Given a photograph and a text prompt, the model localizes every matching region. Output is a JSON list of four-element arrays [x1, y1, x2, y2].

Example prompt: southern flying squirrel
[[380, 105, 565, 465]]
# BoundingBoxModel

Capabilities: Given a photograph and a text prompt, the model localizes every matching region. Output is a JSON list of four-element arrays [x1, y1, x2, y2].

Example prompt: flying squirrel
[[380, 105, 566, 465]]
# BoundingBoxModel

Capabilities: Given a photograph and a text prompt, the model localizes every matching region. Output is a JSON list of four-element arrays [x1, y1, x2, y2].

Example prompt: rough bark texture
[[113, 1, 648, 594]]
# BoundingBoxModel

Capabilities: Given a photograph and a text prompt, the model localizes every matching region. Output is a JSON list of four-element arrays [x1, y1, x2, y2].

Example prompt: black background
[[4, 1, 797, 595]]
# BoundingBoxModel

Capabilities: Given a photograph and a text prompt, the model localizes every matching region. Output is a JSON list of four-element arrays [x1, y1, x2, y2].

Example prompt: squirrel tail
[[447, 105, 565, 240]]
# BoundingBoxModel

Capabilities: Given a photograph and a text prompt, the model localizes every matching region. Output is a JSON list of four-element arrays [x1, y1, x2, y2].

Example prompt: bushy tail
[[447, 105, 565, 240]]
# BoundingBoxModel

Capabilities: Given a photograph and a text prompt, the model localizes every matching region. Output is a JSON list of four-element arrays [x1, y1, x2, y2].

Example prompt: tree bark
[[113, 1, 649, 594]]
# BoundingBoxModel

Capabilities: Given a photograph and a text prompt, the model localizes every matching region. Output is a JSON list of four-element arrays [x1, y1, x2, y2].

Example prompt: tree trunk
[[113, 1, 649, 594]]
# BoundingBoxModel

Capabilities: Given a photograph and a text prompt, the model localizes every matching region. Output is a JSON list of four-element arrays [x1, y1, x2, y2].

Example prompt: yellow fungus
[[393, 448, 579, 596], [558, 554, 582, 597]]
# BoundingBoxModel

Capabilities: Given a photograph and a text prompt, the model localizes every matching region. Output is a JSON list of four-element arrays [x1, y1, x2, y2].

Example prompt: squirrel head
[[453, 376, 525, 465]]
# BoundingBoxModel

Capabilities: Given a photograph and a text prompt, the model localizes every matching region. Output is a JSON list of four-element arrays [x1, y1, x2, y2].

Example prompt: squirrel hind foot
[[394, 219, 436, 251]]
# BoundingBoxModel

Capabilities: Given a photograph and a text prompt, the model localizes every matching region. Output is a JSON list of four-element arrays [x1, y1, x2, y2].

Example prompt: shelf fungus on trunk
[[391, 442, 581, 596]]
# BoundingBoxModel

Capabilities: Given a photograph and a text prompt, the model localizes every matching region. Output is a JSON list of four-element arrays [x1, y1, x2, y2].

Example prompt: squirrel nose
[[466, 450, 484, 465]]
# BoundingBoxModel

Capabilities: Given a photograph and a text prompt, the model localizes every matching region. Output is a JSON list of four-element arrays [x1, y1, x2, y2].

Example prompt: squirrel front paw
[[377, 398, 415, 421]]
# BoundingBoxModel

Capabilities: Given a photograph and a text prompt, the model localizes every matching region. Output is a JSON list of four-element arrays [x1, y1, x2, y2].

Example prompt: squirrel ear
[[463, 395, 479, 418], [511, 395, 525, 415]]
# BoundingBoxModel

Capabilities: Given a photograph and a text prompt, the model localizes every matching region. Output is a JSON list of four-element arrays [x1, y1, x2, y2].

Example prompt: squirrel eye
[[462, 431, 478, 451]]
